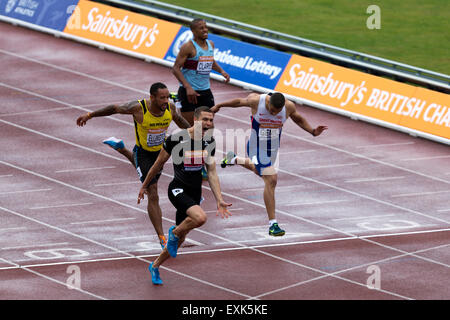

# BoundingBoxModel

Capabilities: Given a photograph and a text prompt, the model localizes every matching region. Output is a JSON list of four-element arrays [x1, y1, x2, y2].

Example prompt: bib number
[[258, 128, 279, 141], [197, 56, 213, 75], [147, 129, 166, 147]]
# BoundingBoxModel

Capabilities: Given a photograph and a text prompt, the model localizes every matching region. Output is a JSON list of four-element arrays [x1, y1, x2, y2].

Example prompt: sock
[[269, 219, 277, 227]]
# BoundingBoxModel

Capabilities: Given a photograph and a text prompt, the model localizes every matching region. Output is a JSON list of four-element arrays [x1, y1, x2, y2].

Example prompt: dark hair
[[193, 106, 213, 119], [190, 18, 206, 30], [269, 92, 285, 109], [150, 82, 167, 96]]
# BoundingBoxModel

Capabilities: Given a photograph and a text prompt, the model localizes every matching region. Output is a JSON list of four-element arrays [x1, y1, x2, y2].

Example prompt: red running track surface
[[0, 22, 449, 301]]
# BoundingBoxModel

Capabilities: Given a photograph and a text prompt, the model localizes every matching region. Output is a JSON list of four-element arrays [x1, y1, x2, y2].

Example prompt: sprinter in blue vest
[[172, 18, 230, 126]]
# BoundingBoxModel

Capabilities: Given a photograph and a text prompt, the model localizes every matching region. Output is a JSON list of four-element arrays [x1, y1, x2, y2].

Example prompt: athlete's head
[[150, 82, 169, 111], [190, 18, 208, 40], [268, 92, 285, 115], [193, 106, 214, 137]]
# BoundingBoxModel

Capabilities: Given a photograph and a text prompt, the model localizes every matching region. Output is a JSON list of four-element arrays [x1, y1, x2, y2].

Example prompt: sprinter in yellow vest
[[76, 82, 190, 249]]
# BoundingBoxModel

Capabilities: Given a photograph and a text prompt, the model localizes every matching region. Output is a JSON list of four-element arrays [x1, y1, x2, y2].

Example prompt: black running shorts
[[133, 145, 161, 184], [168, 180, 202, 225], [177, 87, 215, 112]]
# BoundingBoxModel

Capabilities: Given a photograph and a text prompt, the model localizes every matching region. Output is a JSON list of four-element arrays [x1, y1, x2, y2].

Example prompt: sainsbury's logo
[[73, 7, 160, 50]]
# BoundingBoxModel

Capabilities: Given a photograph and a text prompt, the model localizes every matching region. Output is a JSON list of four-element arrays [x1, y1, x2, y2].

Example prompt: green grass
[[153, 0, 449, 75]]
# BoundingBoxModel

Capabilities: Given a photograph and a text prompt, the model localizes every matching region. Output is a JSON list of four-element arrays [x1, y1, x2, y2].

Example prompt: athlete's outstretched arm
[[137, 148, 171, 204], [210, 93, 259, 113], [76, 100, 140, 126], [288, 102, 328, 136], [205, 158, 232, 218]]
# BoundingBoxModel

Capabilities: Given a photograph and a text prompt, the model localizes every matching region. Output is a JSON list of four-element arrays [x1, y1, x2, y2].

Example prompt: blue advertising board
[[164, 26, 292, 90], [0, 0, 79, 31]]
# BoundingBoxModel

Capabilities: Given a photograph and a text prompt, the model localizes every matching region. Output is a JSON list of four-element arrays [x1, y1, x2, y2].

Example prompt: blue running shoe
[[269, 223, 285, 236], [103, 137, 124, 150], [167, 226, 179, 257], [149, 263, 163, 285]]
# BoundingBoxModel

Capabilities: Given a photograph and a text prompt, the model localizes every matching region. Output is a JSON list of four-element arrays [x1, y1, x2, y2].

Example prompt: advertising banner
[[0, 0, 80, 31], [276, 54, 449, 140], [63, 0, 181, 60], [164, 26, 291, 90]]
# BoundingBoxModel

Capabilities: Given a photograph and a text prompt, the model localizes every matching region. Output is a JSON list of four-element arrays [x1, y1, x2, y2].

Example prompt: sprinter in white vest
[[211, 92, 327, 236]]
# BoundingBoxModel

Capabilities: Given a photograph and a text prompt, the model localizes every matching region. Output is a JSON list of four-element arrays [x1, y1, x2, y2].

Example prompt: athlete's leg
[[172, 205, 207, 239], [103, 137, 135, 166], [116, 147, 135, 166], [145, 182, 164, 237], [152, 233, 186, 269], [261, 169, 278, 221]]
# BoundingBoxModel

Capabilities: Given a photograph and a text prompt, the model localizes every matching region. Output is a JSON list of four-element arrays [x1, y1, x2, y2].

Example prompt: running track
[[0, 22, 449, 302]]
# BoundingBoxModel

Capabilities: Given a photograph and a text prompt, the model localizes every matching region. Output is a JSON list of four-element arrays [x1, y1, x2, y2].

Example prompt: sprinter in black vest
[[137, 106, 232, 285]]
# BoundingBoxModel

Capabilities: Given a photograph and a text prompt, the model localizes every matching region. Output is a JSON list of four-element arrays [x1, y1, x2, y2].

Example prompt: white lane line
[[70, 217, 137, 225], [0, 106, 72, 117], [0, 174, 13, 178], [391, 190, 450, 198], [301, 163, 359, 170], [94, 181, 140, 187], [0, 188, 52, 195], [401, 155, 450, 161], [332, 214, 396, 222], [204, 208, 244, 214], [356, 142, 415, 148], [285, 199, 351, 206], [0, 227, 28, 232], [2, 242, 70, 250], [55, 166, 115, 173], [279, 149, 316, 155], [344, 176, 405, 183], [242, 185, 304, 192], [30, 202, 93, 210]]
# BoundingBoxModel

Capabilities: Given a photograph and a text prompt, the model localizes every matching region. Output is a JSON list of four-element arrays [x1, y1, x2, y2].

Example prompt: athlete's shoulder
[[246, 93, 262, 103], [179, 40, 196, 56]]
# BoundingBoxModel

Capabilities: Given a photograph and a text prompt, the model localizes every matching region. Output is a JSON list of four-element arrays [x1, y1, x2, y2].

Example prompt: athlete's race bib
[[258, 128, 280, 141], [147, 128, 167, 147], [197, 56, 214, 75]]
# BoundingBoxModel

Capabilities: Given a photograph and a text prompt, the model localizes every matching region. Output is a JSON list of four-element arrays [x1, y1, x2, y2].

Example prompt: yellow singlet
[[134, 99, 173, 152]]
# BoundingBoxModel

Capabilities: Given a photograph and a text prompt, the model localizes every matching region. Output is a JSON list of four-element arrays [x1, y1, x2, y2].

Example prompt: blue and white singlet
[[247, 94, 287, 175]]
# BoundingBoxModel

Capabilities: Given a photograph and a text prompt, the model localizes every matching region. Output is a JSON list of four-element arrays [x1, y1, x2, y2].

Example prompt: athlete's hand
[[210, 105, 220, 113], [137, 187, 147, 204], [76, 113, 91, 127], [313, 125, 328, 136], [222, 71, 230, 83], [216, 200, 232, 219], [186, 87, 200, 105]]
